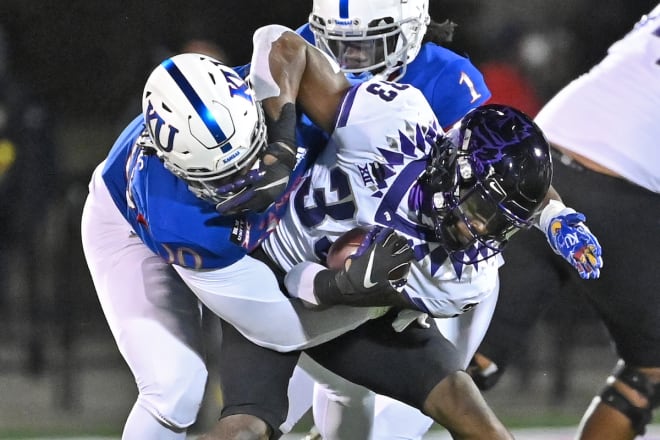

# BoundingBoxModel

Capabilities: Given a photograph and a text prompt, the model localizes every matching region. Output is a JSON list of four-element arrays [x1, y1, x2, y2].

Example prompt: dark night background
[[2, 0, 653, 125], [0, 0, 657, 435], [0, 0, 313, 122]]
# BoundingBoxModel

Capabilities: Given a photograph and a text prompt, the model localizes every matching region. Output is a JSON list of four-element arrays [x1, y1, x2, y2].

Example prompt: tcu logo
[[144, 101, 180, 152]]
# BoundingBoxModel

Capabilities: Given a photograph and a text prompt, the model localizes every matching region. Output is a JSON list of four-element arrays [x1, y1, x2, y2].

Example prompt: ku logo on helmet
[[143, 100, 180, 153], [221, 69, 254, 103]]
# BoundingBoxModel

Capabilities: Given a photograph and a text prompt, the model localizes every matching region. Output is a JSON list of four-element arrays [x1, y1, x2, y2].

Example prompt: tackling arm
[[215, 27, 351, 215], [251, 25, 350, 132]]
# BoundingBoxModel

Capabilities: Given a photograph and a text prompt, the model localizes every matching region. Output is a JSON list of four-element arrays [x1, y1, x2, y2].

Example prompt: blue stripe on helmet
[[162, 58, 228, 144], [339, 0, 349, 18]]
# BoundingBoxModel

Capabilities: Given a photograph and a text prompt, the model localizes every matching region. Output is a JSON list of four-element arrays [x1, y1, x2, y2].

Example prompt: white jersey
[[263, 80, 502, 318], [535, 4, 660, 192]]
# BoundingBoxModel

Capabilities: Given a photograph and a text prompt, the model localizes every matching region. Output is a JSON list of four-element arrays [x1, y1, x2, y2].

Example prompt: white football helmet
[[142, 53, 267, 204], [309, 0, 430, 81]]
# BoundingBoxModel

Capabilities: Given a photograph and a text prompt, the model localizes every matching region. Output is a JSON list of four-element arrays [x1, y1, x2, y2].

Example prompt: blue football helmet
[[422, 104, 553, 261], [308, 0, 430, 81]]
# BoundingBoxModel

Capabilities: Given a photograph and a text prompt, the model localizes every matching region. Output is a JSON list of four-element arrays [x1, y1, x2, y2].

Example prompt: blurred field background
[[2, 308, 659, 438], [0, 0, 658, 438]]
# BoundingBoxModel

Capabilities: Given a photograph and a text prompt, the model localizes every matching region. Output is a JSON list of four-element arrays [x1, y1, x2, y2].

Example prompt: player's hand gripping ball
[[546, 212, 603, 280], [330, 226, 414, 295], [326, 227, 370, 270]]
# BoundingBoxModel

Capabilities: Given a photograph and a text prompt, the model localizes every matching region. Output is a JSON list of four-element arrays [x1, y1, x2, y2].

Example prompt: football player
[[80, 35, 410, 439], [272, 1, 604, 438], [197, 25, 589, 440], [469, 5, 660, 440]]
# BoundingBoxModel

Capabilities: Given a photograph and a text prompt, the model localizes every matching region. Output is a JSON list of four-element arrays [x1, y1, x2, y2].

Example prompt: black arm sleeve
[[313, 269, 413, 308], [265, 102, 297, 149]]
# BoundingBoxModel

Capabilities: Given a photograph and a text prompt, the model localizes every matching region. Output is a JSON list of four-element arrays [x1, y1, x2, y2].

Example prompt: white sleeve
[[249, 24, 291, 101], [249, 24, 341, 101], [536, 199, 576, 233], [284, 260, 326, 307]]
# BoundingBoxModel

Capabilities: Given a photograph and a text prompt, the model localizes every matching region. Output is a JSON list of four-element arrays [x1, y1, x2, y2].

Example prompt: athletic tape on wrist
[[266, 102, 297, 150], [250, 25, 291, 101], [284, 261, 326, 306]]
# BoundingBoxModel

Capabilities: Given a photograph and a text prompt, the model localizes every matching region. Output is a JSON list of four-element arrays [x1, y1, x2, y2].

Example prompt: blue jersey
[[297, 23, 491, 128], [101, 115, 320, 270]]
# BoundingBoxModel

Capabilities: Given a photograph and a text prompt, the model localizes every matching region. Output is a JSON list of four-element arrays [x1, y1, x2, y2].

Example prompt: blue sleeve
[[428, 58, 491, 128], [107, 135, 249, 269], [232, 63, 251, 79], [295, 23, 315, 44]]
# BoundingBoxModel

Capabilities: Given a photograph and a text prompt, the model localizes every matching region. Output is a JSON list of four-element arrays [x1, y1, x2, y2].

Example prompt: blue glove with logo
[[546, 211, 603, 279]]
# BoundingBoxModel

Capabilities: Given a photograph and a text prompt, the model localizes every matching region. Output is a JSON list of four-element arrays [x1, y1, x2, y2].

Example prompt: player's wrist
[[265, 102, 297, 157], [313, 268, 348, 305], [536, 199, 576, 232]]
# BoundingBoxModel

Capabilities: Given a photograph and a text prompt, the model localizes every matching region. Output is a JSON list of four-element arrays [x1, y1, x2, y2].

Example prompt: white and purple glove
[[544, 207, 603, 279]]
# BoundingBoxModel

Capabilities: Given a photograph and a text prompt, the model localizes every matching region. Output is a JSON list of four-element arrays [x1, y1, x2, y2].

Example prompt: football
[[326, 227, 369, 270]]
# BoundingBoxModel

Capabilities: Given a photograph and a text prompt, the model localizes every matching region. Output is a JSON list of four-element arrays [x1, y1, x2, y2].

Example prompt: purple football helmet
[[422, 104, 553, 262]]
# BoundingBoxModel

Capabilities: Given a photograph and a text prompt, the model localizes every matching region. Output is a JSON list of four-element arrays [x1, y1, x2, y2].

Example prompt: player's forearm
[[284, 261, 413, 309], [250, 24, 349, 133], [259, 29, 307, 122]]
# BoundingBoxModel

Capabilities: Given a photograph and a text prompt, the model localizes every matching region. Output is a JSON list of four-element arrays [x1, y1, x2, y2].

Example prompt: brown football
[[326, 227, 370, 270]]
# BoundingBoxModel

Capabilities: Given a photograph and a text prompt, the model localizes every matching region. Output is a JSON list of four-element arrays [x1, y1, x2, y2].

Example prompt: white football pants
[[81, 162, 389, 438]]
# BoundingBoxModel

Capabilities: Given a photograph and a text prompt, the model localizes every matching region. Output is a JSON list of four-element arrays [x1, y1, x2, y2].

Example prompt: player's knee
[[137, 360, 208, 430], [599, 361, 660, 436], [316, 380, 373, 407]]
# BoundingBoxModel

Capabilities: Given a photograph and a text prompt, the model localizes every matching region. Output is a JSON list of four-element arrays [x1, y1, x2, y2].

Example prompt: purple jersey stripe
[[336, 84, 361, 128]]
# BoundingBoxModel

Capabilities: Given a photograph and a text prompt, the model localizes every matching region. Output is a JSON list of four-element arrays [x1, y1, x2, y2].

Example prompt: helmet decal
[[162, 57, 228, 146], [467, 109, 540, 174], [221, 68, 254, 103], [340, 0, 349, 18], [143, 100, 180, 152]]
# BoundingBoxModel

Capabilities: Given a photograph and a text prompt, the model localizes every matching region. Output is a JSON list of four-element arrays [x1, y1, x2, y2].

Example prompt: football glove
[[314, 226, 414, 307], [546, 211, 603, 280], [214, 141, 295, 216]]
